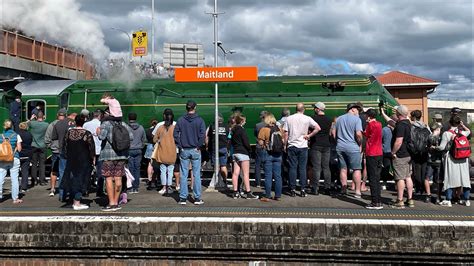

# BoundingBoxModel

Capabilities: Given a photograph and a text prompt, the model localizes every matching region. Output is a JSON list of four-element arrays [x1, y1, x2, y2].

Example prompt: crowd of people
[[99, 59, 175, 79], [0, 94, 471, 211]]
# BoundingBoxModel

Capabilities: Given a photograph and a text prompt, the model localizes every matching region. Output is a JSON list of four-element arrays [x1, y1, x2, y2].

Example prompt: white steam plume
[[0, 0, 110, 61]]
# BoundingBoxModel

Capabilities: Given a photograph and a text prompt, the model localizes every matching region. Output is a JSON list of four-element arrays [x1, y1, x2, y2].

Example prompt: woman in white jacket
[[437, 116, 471, 207]]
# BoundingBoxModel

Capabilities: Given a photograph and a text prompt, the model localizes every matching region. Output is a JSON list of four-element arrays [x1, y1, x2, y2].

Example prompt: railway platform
[[0, 179, 473, 264]]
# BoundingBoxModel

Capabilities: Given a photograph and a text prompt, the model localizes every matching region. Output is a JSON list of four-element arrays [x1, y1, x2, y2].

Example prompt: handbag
[[0, 134, 14, 162]]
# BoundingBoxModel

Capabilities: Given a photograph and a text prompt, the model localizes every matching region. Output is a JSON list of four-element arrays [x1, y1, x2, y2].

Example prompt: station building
[[377, 70, 440, 124]]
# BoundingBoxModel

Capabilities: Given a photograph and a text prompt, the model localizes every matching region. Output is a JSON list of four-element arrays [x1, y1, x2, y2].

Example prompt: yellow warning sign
[[132, 31, 148, 57]]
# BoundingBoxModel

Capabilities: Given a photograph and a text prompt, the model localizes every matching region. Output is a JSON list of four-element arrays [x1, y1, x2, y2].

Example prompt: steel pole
[[111, 28, 132, 61], [213, 0, 219, 185], [151, 0, 155, 65]]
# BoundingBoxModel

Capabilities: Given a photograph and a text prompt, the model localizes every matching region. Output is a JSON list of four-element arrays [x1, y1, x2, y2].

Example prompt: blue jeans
[[95, 158, 104, 194], [179, 148, 202, 200], [160, 164, 174, 186], [446, 187, 470, 201], [264, 152, 282, 198], [255, 148, 266, 186], [128, 149, 142, 190], [288, 146, 308, 191], [0, 158, 20, 201], [58, 153, 68, 201]]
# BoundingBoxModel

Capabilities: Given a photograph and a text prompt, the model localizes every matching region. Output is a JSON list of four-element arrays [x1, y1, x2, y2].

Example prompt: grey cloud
[[69, 0, 474, 100]]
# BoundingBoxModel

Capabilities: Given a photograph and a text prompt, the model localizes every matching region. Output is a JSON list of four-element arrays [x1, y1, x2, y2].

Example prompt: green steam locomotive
[[1, 75, 397, 142]]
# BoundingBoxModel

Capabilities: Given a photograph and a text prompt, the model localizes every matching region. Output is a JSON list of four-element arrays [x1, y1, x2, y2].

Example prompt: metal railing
[[0, 29, 94, 79]]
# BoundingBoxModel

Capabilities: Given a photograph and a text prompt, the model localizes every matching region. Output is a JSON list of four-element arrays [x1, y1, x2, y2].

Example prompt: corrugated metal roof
[[14, 80, 76, 96]]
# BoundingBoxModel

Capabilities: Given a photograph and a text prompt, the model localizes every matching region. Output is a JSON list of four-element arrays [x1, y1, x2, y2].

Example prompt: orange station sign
[[175, 66, 258, 82]]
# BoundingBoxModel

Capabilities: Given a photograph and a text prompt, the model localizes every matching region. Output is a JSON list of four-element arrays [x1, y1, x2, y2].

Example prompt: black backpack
[[408, 126, 431, 155], [266, 126, 284, 153], [111, 122, 130, 152]]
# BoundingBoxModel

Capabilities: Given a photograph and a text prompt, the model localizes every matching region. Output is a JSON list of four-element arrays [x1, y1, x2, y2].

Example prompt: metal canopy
[[14, 80, 77, 96]]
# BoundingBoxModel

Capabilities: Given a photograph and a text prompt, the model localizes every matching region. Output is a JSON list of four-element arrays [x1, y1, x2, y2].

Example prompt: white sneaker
[[465, 200, 471, 207], [381, 185, 387, 191], [73, 204, 89, 211], [158, 187, 167, 194], [49, 190, 55, 197], [194, 199, 204, 205], [439, 200, 452, 207]]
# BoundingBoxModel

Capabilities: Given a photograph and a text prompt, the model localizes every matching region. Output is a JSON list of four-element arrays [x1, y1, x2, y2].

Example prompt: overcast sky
[[2, 0, 473, 100]]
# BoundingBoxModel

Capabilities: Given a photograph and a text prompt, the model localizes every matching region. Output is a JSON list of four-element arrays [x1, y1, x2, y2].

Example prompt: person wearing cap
[[80, 109, 90, 121], [254, 111, 268, 188], [391, 105, 414, 209], [44, 109, 67, 196], [381, 119, 396, 190], [206, 113, 230, 187], [52, 109, 76, 200], [9, 96, 21, 132], [127, 112, 146, 194], [174, 100, 206, 205], [283, 103, 321, 197], [427, 122, 443, 204], [277, 108, 291, 187], [441, 107, 462, 134], [27, 111, 49, 187], [277, 108, 291, 129], [432, 113, 443, 127], [309, 102, 333, 195], [332, 103, 364, 197]]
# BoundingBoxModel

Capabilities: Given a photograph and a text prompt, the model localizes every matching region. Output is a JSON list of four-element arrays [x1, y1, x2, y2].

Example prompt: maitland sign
[[175, 66, 258, 82]]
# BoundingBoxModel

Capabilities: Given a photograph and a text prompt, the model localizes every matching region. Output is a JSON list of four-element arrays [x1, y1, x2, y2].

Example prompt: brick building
[[377, 71, 440, 123]]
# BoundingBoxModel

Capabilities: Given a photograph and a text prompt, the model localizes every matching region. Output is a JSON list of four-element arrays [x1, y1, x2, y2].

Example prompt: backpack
[[0, 134, 14, 162], [266, 126, 284, 153], [448, 130, 471, 159], [111, 122, 130, 152], [408, 126, 431, 155]]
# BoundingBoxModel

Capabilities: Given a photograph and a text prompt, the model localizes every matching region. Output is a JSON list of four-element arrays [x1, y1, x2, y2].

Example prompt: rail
[[0, 29, 94, 79]]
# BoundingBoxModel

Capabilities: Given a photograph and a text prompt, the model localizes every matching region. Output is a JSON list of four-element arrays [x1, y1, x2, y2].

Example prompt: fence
[[0, 30, 94, 79]]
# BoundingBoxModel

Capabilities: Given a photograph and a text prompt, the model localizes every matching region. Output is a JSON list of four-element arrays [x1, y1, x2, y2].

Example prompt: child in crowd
[[100, 93, 123, 121]]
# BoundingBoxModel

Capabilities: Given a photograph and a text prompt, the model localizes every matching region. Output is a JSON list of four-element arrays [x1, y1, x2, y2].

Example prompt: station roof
[[377, 71, 440, 87], [15, 80, 77, 96]]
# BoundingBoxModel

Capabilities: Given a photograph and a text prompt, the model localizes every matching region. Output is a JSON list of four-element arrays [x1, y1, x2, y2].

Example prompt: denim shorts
[[211, 147, 228, 166], [337, 150, 362, 170], [51, 153, 60, 174], [233, 153, 250, 162]]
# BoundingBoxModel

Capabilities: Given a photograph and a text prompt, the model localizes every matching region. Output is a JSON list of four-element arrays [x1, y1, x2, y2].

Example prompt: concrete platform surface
[[0, 179, 472, 220]]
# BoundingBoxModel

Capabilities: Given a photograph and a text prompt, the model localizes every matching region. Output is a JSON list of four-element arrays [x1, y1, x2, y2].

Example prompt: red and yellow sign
[[175, 66, 258, 82], [132, 31, 148, 57]]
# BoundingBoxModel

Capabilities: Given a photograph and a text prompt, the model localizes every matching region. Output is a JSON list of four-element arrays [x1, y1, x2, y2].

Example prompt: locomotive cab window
[[26, 99, 46, 120], [60, 92, 69, 110]]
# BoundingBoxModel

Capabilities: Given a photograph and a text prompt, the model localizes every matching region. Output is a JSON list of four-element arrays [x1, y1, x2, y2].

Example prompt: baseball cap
[[395, 105, 409, 116], [259, 111, 268, 119], [434, 114, 442, 120], [314, 102, 325, 110], [450, 107, 461, 113], [186, 100, 197, 110], [57, 108, 67, 116], [346, 103, 361, 112], [80, 109, 90, 116]]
